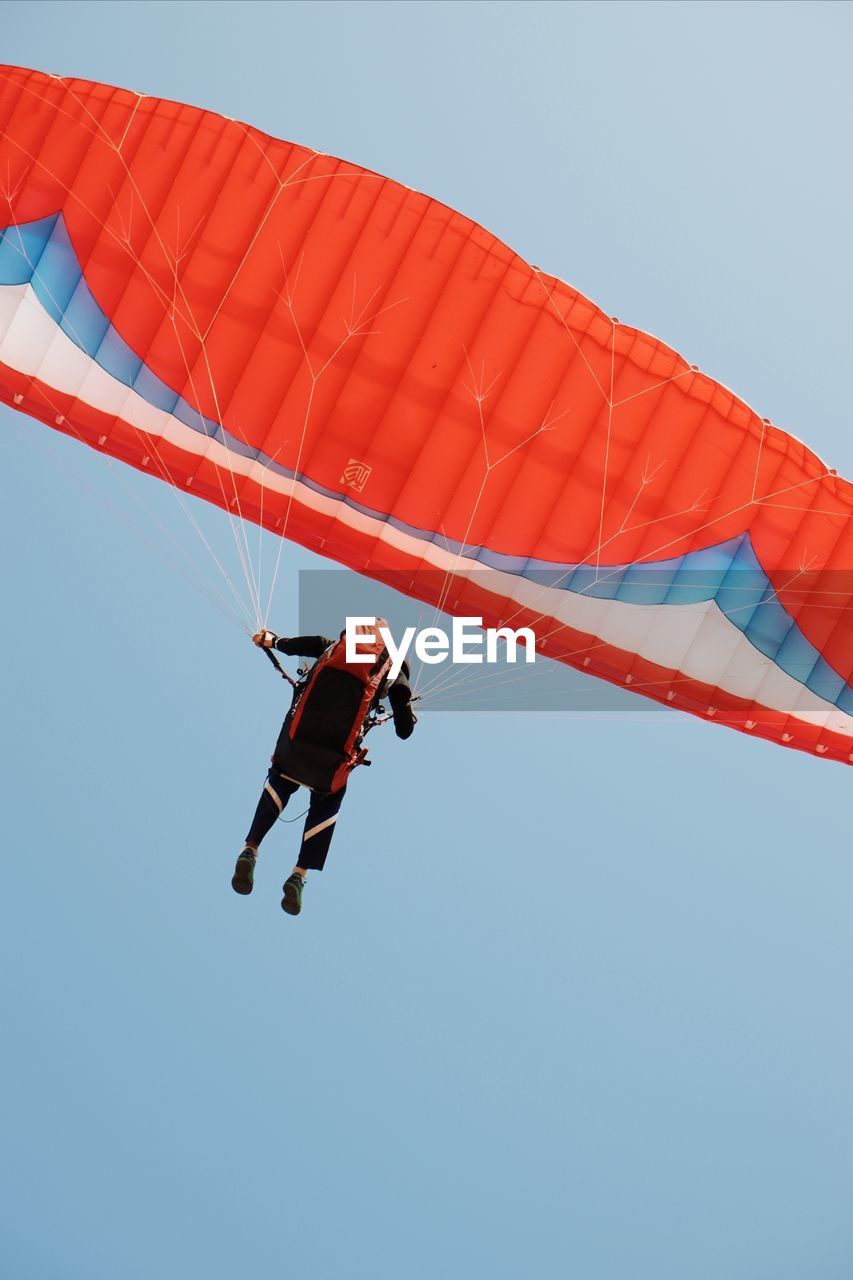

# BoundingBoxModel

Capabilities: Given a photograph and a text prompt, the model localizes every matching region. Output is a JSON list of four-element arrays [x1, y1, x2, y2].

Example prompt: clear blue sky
[[2, 3, 852, 1278]]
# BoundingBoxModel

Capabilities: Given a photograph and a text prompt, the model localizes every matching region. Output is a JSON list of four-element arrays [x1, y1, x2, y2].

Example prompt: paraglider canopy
[[1, 64, 852, 761]]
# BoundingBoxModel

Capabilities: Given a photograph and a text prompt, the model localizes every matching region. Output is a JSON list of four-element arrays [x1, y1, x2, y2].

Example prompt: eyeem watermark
[[346, 615, 536, 680]]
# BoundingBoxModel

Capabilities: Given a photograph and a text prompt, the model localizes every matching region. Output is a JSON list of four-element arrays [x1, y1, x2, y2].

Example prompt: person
[[231, 623, 416, 915]]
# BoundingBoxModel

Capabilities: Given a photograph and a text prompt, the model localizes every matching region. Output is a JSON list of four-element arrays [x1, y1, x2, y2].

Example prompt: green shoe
[[231, 848, 257, 895], [281, 872, 304, 916]]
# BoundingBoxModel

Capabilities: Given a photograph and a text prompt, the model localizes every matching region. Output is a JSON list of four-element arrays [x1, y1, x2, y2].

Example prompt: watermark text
[[345, 616, 536, 680]]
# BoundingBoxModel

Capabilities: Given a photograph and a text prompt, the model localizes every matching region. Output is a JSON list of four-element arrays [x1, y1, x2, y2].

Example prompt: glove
[[252, 629, 278, 649]]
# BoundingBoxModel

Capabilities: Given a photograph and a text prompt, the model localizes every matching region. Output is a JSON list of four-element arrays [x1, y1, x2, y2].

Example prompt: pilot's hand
[[252, 629, 278, 649]]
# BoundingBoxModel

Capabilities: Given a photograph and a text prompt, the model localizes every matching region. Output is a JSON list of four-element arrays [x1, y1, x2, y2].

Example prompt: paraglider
[[234, 620, 416, 915], [1, 64, 853, 763]]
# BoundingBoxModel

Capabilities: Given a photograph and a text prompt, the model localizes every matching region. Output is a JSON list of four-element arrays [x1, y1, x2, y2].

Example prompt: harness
[[261, 624, 413, 793]]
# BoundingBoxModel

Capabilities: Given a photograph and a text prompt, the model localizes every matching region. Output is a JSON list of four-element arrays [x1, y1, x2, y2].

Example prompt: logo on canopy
[[341, 459, 372, 493]]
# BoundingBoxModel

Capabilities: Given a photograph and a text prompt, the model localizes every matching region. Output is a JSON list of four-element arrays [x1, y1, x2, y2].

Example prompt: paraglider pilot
[[232, 621, 416, 915]]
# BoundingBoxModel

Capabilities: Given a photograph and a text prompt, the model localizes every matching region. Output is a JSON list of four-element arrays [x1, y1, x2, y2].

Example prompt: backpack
[[273, 620, 393, 794]]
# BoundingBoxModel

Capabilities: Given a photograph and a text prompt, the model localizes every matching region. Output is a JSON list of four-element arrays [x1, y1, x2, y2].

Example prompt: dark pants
[[245, 766, 346, 872]]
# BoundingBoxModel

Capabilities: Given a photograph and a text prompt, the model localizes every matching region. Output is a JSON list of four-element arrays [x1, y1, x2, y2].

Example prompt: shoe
[[281, 872, 304, 916], [231, 848, 257, 895]]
